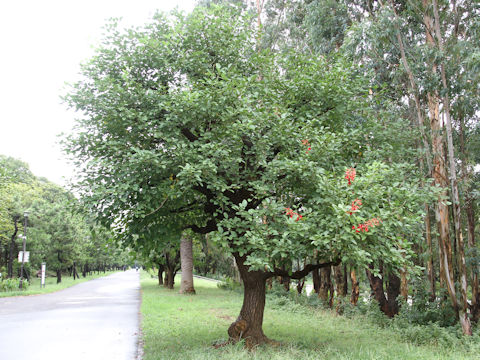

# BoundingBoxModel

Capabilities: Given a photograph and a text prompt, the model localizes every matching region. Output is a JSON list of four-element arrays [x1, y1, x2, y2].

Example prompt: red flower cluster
[[285, 208, 303, 221], [345, 167, 356, 186], [348, 198, 362, 215], [352, 218, 381, 233], [302, 139, 312, 154]]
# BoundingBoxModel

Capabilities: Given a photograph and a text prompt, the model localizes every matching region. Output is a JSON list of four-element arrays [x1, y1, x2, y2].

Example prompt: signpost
[[17, 251, 30, 263], [19, 211, 29, 289], [41, 262, 46, 288]]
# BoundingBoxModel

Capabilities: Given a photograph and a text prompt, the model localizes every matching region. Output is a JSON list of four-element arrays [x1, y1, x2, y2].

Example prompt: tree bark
[[461, 118, 479, 321], [386, 272, 401, 316], [164, 250, 180, 290], [56, 270, 62, 284], [425, 203, 436, 300], [228, 254, 269, 348], [350, 268, 359, 305], [312, 268, 320, 294], [157, 264, 164, 286], [334, 264, 346, 297], [343, 264, 348, 296], [165, 267, 175, 289], [366, 264, 400, 318], [179, 233, 196, 294], [431, 0, 471, 335], [318, 266, 333, 307], [400, 267, 408, 301], [7, 216, 19, 278]]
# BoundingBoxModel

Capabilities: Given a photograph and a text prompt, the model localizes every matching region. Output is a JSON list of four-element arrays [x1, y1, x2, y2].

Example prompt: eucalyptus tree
[[64, 4, 427, 346]]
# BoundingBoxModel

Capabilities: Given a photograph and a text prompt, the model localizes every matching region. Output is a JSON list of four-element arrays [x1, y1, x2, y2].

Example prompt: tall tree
[[64, 4, 429, 346]]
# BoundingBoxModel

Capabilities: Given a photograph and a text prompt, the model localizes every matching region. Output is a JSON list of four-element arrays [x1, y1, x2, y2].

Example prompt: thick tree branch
[[266, 258, 341, 280], [188, 219, 217, 234], [180, 127, 199, 142]]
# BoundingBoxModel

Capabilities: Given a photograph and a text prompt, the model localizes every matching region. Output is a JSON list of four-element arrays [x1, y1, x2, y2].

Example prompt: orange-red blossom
[[352, 218, 382, 233], [285, 207, 303, 221]]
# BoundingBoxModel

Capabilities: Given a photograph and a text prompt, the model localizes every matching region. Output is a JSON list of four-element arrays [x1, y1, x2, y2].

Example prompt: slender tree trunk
[[296, 278, 305, 294], [432, 0, 471, 335], [164, 250, 180, 290], [461, 117, 479, 321], [350, 268, 359, 305], [179, 233, 196, 294], [228, 253, 269, 348], [157, 264, 164, 286], [400, 267, 408, 301], [312, 268, 320, 294], [425, 203, 436, 300], [56, 270, 62, 284], [416, 0, 460, 326], [7, 216, 19, 278]]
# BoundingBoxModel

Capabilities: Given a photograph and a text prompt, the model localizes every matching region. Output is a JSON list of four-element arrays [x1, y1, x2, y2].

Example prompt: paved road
[[0, 270, 140, 360]]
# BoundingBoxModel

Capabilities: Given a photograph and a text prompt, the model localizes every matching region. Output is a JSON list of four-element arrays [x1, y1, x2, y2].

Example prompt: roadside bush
[[0, 278, 29, 292]]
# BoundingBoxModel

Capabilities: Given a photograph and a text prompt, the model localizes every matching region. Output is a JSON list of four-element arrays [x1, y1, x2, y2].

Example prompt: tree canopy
[[63, 3, 430, 345]]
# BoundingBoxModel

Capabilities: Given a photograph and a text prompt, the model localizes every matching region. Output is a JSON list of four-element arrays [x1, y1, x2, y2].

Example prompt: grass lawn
[[140, 272, 479, 360], [0, 271, 118, 298]]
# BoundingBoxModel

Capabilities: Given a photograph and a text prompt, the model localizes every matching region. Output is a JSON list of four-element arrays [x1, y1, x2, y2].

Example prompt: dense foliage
[[63, 3, 435, 344]]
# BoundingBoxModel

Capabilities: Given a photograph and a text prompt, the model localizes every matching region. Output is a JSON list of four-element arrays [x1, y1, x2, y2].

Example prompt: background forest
[[0, 155, 131, 288]]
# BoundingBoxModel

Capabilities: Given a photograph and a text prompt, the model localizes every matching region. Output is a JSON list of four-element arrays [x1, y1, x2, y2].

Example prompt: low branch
[[188, 219, 217, 234], [267, 258, 341, 280]]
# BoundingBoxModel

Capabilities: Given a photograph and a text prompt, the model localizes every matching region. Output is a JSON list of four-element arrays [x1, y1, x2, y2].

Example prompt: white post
[[41, 262, 46, 288]]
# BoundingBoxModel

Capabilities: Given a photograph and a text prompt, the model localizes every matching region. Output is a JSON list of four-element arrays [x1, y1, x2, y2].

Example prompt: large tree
[[64, 4, 426, 346]]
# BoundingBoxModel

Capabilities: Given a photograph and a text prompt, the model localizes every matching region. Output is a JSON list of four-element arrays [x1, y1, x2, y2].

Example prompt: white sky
[[0, 0, 196, 186]]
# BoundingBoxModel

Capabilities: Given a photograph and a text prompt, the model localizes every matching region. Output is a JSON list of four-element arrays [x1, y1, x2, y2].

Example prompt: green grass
[[140, 272, 480, 360], [0, 271, 118, 297]]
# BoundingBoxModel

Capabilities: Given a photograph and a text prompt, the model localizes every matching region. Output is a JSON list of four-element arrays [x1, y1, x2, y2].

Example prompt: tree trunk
[[56, 270, 62, 284], [420, 0, 461, 328], [165, 267, 175, 289], [312, 268, 320, 294], [350, 268, 359, 305], [386, 273, 401, 316], [424, 203, 436, 300], [459, 113, 479, 321], [296, 278, 305, 294], [157, 264, 164, 286], [228, 254, 269, 348], [343, 264, 348, 296], [400, 266, 408, 301], [7, 216, 19, 278], [318, 266, 333, 307], [334, 264, 346, 297], [366, 264, 399, 318], [179, 234, 196, 294], [431, 0, 471, 335]]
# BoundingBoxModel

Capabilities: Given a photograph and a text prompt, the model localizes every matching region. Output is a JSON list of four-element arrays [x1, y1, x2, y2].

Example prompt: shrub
[[0, 278, 29, 292]]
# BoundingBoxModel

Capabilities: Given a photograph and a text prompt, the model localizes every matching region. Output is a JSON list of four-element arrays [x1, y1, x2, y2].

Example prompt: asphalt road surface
[[0, 270, 140, 360]]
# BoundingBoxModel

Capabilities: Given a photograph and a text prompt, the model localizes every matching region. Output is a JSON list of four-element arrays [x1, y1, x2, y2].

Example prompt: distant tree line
[[0, 155, 132, 284]]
